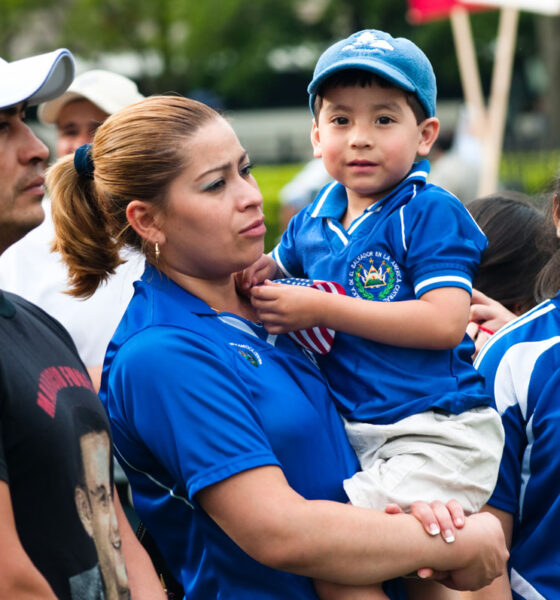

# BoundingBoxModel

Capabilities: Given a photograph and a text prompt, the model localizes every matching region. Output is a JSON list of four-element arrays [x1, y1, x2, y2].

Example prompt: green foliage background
[[0, 0, 540, 110], [253, 164, 301, 252]]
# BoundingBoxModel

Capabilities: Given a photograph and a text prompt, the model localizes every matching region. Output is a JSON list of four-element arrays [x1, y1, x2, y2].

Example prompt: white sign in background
[[461, 0, 560, 15]]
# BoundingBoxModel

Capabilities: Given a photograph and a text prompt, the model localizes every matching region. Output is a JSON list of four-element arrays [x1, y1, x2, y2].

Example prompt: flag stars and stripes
[[276, 278, 346, 354]]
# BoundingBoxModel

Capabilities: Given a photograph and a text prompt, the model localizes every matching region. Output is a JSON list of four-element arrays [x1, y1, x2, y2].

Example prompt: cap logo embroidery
[[342, 32, 394, 54]]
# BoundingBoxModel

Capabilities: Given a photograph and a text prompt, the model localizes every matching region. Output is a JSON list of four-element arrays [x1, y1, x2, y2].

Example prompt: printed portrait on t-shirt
[[70, 405, 130, 600]]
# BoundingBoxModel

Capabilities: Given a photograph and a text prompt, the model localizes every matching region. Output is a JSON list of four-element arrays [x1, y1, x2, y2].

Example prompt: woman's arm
[[197, 465, 508, 590], [251, 283, 470, 350], [0, 481, 58, 599], [460, 505, 513, 600], [114, 487, 167, 600]]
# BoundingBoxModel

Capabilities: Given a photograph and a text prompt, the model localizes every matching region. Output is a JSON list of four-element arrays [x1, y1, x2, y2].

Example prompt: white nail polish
[[429, 524, 440, 535]]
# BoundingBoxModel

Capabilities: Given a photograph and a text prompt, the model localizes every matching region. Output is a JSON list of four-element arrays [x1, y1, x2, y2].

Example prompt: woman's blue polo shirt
[[100, 265, 408, 599]]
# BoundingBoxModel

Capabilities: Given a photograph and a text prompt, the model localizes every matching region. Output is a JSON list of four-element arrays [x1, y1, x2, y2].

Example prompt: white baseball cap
[[38, 69, 144, 124], [0, 48, 75, 110]]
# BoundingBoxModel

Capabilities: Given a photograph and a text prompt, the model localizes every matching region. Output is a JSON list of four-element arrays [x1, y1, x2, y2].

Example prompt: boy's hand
[[235, 254, 279, 295], [250, 280, 323, 333]]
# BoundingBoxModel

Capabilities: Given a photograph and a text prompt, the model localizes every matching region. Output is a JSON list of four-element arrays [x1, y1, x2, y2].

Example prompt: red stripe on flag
[[278, 278, 345, 355]]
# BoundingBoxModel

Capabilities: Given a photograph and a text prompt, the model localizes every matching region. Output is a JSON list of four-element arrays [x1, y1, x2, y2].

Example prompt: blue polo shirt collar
[[141, 263, 216, 316], [138, 263, 283, 348], [310, 159, 430, 219]]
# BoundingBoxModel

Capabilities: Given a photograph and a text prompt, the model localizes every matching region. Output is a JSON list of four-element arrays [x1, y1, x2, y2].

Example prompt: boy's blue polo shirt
[[475, 293, 560, 600], [272, 160, 491, 425], [100, 265, 405, 599]]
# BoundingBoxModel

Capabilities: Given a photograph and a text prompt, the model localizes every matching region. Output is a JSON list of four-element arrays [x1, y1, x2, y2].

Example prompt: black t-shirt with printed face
[[0, 291, 130, 599]]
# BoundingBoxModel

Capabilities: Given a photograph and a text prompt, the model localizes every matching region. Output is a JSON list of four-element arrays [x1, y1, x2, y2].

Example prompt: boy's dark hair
[[312, 69, 427, 124]]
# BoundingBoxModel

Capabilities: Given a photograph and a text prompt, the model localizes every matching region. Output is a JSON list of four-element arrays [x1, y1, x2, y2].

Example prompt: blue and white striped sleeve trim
[[414, 274, 472, 297]]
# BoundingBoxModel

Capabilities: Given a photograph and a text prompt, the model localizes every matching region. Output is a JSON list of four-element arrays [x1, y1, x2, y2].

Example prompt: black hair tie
[[74, 143, 94, 179]]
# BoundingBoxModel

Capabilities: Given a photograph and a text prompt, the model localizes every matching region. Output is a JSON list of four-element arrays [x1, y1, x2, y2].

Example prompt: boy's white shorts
[[343, 406, 504, 514]]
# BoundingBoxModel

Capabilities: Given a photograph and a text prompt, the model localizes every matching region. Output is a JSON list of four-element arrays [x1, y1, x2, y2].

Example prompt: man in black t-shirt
[[0, 49, 165, 600]]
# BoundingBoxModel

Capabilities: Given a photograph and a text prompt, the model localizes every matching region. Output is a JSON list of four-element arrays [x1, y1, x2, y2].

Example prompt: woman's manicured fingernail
[[444, 529, 455, 543], [429, 524, 440, 535]]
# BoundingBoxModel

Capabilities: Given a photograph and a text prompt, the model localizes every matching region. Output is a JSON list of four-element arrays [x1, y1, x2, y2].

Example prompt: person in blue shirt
[[241, 29, 505, 600], [45, 94, 508, 599], [462, 184, 560, 600]]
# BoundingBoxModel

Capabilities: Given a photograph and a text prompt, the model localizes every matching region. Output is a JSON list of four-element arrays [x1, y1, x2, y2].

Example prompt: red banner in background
[[407, 0, 492, 23]]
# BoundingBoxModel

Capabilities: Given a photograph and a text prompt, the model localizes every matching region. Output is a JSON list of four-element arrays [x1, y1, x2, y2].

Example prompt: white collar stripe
[[327, 218, 348, 245], [406, 169, 428, 180], [347, 210, 373, 235], [311, 181, 338, 217], [218, 315, 279, 347], [218, 315, 259, 338], [272, 247, 293, 277], [399, 206, 407, 252]]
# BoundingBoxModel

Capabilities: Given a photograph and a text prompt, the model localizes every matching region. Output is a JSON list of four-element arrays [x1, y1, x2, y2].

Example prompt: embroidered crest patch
[[348, 250, 402, 301], [229, 343, 262, 367]]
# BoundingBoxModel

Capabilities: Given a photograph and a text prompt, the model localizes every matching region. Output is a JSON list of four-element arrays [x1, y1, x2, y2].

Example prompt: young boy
[[244, 29, 505, 599]]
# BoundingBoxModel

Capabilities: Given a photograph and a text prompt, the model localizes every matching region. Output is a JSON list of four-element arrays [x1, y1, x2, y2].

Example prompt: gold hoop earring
[[154, 242, 160, 262]]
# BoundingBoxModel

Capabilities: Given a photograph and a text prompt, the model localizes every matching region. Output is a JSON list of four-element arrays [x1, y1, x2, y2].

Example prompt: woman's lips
[[240, 217, 267, 236]]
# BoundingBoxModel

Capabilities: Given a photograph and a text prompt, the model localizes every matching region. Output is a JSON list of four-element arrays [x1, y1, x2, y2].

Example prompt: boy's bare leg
[[314, 579, 389, 599]]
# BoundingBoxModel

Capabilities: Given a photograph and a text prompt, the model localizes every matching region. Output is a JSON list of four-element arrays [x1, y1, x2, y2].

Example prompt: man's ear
[[417, 117, 440, 157], [75, 486, 93, 538], [126, 200, 165, 247], [311, 120, 322, 159]]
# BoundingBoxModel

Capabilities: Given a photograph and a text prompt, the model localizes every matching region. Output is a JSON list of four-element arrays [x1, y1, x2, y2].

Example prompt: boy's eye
[[376, 116, 393, 125], [332, 116, 349, 125]]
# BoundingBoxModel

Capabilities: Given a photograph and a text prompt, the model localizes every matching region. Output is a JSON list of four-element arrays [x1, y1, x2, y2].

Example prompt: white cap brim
[[0, 48, 75, 110], [38, 69, 145, 124]]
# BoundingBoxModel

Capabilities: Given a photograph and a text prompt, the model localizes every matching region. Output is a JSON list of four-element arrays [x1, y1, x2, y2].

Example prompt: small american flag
[[276, 278, 346, 355]]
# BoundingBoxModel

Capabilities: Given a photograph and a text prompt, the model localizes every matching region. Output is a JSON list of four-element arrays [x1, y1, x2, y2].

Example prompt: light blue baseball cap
[[308, 29, 436, 119]]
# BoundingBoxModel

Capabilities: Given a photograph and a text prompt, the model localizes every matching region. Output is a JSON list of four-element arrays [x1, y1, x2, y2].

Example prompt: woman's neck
[[164, 268, 259, 321]]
